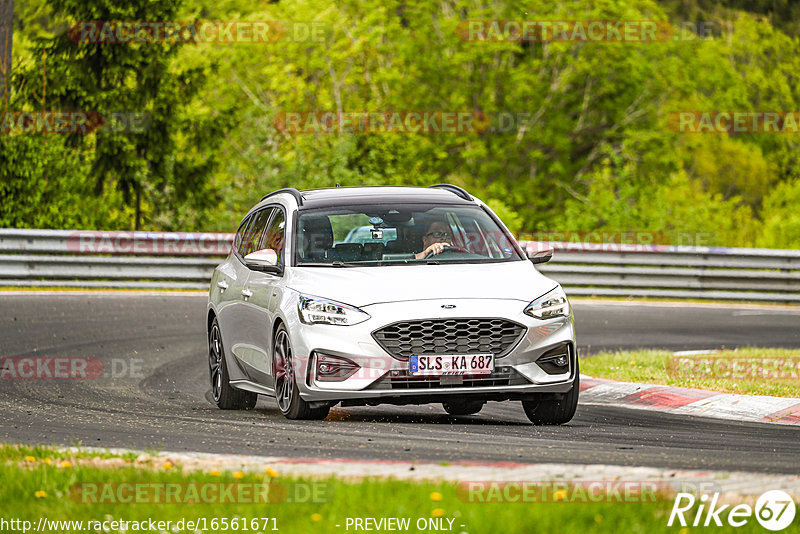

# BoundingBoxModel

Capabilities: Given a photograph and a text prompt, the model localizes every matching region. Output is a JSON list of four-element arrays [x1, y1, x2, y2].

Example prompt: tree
[[0, 0, 11, 107], [18, 0, 229, 230]]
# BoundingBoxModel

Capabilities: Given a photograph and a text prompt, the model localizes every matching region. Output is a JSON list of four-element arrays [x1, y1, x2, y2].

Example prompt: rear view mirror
[[244, 249, 282, 273], [528, 248, 554, 264]]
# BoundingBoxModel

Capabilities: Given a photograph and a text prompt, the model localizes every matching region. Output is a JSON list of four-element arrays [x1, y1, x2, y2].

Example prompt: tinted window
[[240, 208, 273, 257], [261, 208, 286, 265], [234, 215, 253, 255]]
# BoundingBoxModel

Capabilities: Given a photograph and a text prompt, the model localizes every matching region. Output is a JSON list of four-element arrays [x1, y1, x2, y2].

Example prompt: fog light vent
[[536, 344, 572, 375], [315, 353, 359, 382]]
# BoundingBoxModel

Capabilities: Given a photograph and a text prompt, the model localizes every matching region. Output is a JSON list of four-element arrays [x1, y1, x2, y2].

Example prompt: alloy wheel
[[274, 330, 294, 413]]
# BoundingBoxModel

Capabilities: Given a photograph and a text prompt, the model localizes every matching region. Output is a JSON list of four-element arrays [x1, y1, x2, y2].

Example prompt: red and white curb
[[580, 376, 800, 425]]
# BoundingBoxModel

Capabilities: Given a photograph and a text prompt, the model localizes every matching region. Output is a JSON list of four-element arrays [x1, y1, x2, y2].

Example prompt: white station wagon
[[207, 185, 578, 423]]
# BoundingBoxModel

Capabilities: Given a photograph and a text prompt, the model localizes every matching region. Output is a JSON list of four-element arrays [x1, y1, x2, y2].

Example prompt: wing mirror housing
[[527, 248, 554, 264], [244, 249, 283, 274]]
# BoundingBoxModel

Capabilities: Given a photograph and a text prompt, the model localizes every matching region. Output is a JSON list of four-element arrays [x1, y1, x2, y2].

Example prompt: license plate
[[409, 354, 493, 376]]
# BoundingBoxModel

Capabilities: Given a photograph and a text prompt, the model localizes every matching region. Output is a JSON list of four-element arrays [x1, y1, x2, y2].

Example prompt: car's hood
[[285, 261, 558, 307]]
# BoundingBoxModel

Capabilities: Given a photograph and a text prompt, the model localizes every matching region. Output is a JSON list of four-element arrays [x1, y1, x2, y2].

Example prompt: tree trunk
[[135, 186, 141, 231], [0, 0, 12, 108]]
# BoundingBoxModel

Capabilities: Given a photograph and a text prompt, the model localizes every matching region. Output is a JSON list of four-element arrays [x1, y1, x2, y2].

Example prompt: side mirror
[[244, 249, 282, 274], [528, 248, 554, 264]]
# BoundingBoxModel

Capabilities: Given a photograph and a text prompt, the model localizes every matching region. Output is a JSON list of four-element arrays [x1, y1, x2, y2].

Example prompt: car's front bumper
[[287, 297, 577, 404]]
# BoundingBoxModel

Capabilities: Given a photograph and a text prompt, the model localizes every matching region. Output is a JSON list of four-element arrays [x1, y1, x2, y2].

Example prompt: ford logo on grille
[[441, 304, 456, 309]]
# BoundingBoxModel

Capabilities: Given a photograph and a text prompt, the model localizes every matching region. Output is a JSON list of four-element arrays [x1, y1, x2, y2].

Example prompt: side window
[[234, 215, 253, 255], [261, 208, 286, 265], [240, 208, 273, 257]]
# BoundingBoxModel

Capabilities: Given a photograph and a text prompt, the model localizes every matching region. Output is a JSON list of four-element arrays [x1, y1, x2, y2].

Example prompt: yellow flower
[[431, 509, 445, 518], [265, 467, 279, 478], [34, 491, 47, 498], [59, 460, 72, 468], [553, 489, 569, 501], [594, 514, 603, 524], [233, 471, 244, 479], [679, 529, 689, 534], [430, 492, 443, 501], [311, 513, 322, 522], [629, 361, 636, 365], [209, 470, 221, 477], [44, 458, 52, 465], [25, 456, 36, 463], [162, 460, 174, 470]]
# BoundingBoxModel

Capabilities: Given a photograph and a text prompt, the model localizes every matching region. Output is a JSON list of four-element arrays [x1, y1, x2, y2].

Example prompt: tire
[[208, 318, 258, 410], [273, 324, 330, 420], [442, 400, 484, 416], [521, 360, 579, 425]]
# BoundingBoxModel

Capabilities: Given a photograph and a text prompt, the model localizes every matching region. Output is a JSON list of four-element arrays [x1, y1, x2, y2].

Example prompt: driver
[[415, 220, 453, 259]]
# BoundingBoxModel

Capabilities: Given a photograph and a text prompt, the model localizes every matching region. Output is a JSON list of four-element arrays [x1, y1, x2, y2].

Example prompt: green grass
[[582, 348, 800, 398], [0, 443, 139, 463], [0, 444, 777, 533]]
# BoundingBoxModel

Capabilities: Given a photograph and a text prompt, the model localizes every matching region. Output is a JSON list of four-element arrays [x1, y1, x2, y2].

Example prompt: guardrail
[[1, 229, 799, 302], [0, 229, 231, 290], [520, 241, 800, 302]]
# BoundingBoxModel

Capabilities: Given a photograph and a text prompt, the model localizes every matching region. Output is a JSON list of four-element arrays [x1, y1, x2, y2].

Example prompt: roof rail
[[261, 188, 304, 206], [430, 184, 472, 201]]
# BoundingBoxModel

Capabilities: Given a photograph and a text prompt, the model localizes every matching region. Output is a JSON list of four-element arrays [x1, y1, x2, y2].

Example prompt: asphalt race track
[[1, 293, 798, 473]]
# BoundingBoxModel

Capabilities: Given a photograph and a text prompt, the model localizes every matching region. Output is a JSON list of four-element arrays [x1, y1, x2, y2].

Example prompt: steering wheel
[[425, 245, 468, 259]]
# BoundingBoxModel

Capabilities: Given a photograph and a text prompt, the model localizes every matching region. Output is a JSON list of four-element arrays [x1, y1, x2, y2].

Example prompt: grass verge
[[582, 347, 800, 397], [0, 444, 772, 534]]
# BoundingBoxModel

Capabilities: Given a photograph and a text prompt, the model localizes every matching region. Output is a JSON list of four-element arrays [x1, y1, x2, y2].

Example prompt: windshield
[[294, 203, 524, 266]]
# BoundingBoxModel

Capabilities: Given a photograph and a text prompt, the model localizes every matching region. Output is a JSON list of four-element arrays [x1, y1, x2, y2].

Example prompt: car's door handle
[[217, 280, 228, 291], [241, 288, 253, 299]]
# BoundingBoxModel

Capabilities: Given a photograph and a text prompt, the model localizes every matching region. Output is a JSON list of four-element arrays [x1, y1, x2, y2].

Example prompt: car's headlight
[[524, 286, 570, 320], [298, 295, 371, 326]]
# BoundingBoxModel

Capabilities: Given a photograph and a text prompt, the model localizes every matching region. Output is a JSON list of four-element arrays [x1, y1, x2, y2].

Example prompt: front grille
[[372, 318, 526, 361]]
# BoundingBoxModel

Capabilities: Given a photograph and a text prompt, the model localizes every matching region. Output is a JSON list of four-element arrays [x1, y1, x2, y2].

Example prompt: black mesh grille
[[366, 367, 531, 390], [372, 318, 526, 361]]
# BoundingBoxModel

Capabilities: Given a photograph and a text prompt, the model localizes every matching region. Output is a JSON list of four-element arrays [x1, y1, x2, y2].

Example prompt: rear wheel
[[273, 325, 330, 420], [208, 318, 258, 410], [521, 361, 579, 425], [442, 400, 484, 416]]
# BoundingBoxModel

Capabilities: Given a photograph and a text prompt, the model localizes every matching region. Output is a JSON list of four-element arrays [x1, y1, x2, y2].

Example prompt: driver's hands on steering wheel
[[416, 242, 449, 260]]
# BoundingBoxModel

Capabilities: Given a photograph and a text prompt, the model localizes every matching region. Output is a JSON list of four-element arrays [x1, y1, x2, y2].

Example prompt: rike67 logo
[[669, 490, 796, 531]]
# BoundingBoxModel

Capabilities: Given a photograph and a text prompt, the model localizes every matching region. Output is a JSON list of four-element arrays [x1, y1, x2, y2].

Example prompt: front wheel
[[521, 361, 579, 425], [273, 325, 330, 420]]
